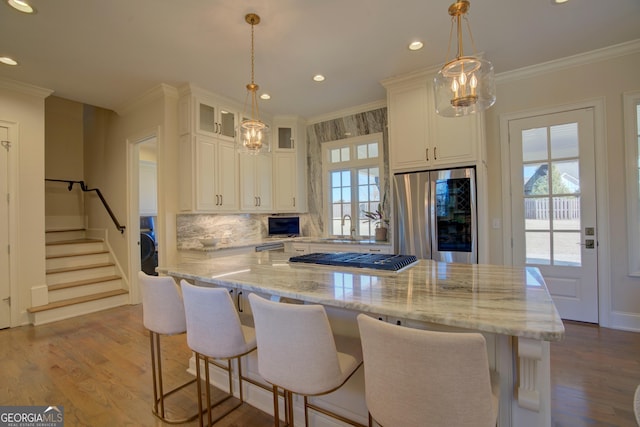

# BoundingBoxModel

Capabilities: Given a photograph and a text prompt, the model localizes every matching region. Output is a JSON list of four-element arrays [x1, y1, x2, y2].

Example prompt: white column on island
[[514, 337, 551, 427]]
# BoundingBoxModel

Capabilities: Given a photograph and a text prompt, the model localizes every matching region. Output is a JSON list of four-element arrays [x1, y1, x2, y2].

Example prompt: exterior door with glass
[[509, 108, 598, 323]]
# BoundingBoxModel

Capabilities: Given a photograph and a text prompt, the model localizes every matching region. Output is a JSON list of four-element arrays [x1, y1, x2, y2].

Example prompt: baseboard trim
[[607, 310, 640, 332]]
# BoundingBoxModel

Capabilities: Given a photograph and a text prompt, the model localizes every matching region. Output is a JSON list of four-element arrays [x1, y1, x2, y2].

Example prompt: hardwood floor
[[550, 321, 640, 427], [1, 305, 639, 426]]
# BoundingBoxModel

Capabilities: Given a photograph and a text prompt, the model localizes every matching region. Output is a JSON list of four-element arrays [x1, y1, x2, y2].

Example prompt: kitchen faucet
[[341, 214, 356, 239]]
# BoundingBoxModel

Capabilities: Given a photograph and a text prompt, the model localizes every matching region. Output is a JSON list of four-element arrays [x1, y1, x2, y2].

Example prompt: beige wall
[[484, 50, 640, 329], [83, 85, 179, 298], [0, 81, 51, 325], [44, 96, 84, 224]]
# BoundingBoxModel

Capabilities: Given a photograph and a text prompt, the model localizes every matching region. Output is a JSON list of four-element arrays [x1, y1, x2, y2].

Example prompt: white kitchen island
[[158, 251, 564, 427]]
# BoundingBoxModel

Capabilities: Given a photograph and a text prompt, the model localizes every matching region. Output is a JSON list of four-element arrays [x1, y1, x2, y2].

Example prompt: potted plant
[[362, 194, 390, 241]]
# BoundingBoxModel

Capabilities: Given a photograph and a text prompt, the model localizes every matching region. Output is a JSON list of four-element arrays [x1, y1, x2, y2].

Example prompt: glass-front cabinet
[[276, 126, 295, 150], [196, 97, 237, 142]]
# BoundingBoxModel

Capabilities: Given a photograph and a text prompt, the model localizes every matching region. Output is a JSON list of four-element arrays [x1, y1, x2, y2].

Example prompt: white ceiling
[[1, 0, 639, 119]]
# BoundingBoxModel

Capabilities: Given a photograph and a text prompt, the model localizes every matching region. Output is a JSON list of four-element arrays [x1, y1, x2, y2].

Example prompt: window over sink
[[322, 133, 385, 239]]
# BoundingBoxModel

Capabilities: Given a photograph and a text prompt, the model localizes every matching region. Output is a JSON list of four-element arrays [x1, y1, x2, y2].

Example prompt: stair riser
[[45, 230, 86, 244], [46, 242, 106, 257], [46, 253, 111, 270], [48, 279, 123, 303], [29, 294, 130, 326], [46, 266, 118, 286]]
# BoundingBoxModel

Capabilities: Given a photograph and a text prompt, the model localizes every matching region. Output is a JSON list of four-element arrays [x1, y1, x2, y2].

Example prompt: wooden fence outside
[[524, 197, 580, 220]]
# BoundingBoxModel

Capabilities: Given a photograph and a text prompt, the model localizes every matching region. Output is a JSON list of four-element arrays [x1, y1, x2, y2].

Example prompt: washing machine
[[140, 216, 158, 276]]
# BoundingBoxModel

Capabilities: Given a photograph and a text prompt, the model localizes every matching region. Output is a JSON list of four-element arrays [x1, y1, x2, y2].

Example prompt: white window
[[624, 90, 640, 276], [322, 133, 384, 239]]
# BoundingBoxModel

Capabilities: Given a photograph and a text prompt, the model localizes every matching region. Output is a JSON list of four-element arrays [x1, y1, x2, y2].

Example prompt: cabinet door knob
[[220, 194, 223, 205], [425, 148, 429, 161], [434, 147, 437, 160], [293, 197, 296, 207]]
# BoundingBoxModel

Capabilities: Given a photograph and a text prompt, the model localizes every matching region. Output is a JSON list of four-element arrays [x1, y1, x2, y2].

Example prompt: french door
[[509, 108, 598, 323]]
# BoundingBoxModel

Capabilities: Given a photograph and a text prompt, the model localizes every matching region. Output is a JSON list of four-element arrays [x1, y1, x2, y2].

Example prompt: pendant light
[[238, 13, 270, 154], [433, 1, 496, 117]]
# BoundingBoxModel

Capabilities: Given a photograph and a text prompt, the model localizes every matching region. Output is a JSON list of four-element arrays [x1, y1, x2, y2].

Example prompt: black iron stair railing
[[45, 179, 126, 234]]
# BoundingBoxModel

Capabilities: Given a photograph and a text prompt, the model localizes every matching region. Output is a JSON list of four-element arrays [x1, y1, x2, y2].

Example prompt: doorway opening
[[128, 133, 159, 304]]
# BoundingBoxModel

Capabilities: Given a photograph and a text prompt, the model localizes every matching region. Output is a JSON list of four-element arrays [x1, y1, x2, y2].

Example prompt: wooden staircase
[[28, 229, 129, 325]]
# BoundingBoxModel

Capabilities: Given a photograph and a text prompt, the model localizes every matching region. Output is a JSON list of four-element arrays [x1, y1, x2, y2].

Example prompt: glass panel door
[[509, 108, 598, 322]]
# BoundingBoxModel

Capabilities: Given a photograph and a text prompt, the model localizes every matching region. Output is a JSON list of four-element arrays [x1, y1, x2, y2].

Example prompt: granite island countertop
[[158, 251, 564, 341]]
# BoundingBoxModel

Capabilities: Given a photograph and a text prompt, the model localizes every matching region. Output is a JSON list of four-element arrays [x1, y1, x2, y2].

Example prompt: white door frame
[[127, 127, 160, 305], [499, 98, 611, 327], [1, 120, 19, 327]]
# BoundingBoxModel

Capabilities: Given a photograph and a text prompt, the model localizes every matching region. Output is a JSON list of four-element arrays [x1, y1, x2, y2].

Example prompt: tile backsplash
[[177, 213, 312, 250]]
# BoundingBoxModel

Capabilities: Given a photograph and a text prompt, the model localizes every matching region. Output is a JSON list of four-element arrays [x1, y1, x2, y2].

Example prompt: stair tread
[[47, 262, 115, 275], [28, 289, 129, 313], [46, 250, 109, 260], [48, 275, 122, 291], [46, 238, 103, 246], [45, 228, 86, 233]]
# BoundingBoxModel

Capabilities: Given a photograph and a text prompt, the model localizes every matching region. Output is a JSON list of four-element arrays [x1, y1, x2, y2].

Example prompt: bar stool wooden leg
[[272, 385, 280, 427]]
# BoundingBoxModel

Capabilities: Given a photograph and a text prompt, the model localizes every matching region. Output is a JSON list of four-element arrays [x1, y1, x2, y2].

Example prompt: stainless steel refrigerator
[[394, 167, 477, 263]]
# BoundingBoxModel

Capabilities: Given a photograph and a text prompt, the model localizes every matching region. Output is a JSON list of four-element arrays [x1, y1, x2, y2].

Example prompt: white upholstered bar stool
[[181, 280, 263, 426], [138, 271, 198, 424], [248, 293, 365, 427], [357, 314, 500, 427]]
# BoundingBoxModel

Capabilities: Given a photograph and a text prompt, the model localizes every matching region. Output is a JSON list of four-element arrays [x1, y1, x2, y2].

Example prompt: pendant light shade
[[434, 1, 496, 117], [238, 13, 270, 154]]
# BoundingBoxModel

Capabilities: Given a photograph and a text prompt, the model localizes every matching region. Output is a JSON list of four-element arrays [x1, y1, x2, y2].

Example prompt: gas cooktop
[[288, 252, 418, 272]]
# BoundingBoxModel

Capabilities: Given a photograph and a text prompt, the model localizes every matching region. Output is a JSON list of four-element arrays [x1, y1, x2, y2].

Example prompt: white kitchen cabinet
[[384, 76, 484, 172], [286, 241, 392, 255], [275, 124, 295, 151], [272, 116, 308, 212], [308, 243, 392, 254], [273, 152, 299, 211], [179, 134, 238, 212], [286, 242, 310, 255], [178, 84, 246, 212], [178, 86, 239, 143], [239, 154, 273, 211], [197, 98, 237, 142]]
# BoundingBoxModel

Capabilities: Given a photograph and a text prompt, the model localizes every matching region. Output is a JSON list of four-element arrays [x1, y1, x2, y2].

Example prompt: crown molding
[[115, 83, 178, 116], [0, 77, 53, 99], [307, 99, 387, 125], [496, 39, 640, 83]]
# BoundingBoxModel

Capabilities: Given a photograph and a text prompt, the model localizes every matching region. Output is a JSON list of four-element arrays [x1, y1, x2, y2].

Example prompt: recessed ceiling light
[[0, 57, 18, 66], [552, 0, 569, 4], [260, 93, 271, 100], [313, 74, 325, 82], [409, 41, 424, 51], [7, 0, 36, 14]]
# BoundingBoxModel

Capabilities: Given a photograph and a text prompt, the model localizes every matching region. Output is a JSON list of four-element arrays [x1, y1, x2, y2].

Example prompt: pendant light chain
[[250, 21, 255, 85]]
